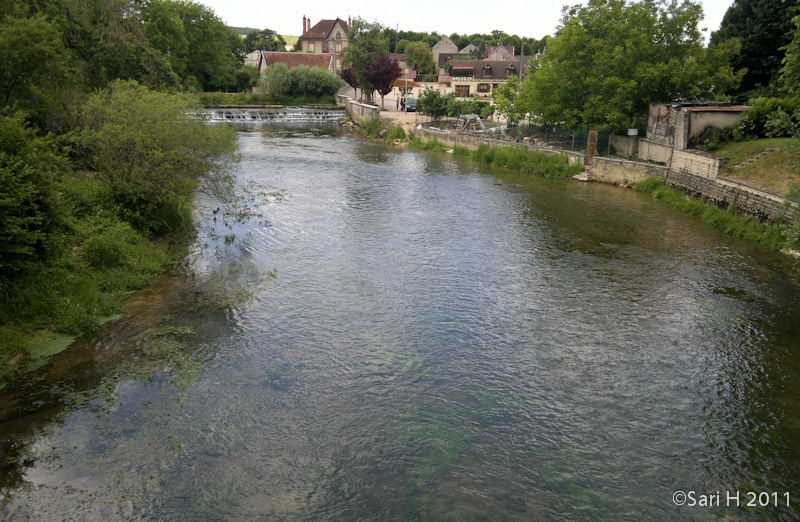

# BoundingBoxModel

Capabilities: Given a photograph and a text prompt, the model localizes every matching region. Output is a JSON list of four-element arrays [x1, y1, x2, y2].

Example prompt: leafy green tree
[[521, 0, 742, 131], [341, 17, 388, 100], [261, 63, 290, 98], [339, 67, 359, 98], [70, 80, 238, 233], [235, 66, 260, 92], [405, 41, 436, 74], [245, 28, 286, 52], [0, 15, 69, 106], [711, 0, 800, 94], [143, 0, 189, 76], [395, 39, 411, 54], [418, 87, 455, 120], [493, 76, 525, 126], [0, 112, 67, 273], [780, 13, 800, 95]]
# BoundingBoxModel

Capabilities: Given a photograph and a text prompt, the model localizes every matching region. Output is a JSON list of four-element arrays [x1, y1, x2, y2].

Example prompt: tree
[[245, 28, 286, 52], [405, 41, 436, 74], [395, 39, 411, 54], [340, 17, 388, 101], [521, 0, 743, 131], [364, 57, 402, 109], [418, 87, 454, 120], [779, 11, 800, 95], [493, 76, 525, 126], [711, 0, 800, 94], [0, 112, 67, 273], [261, 63, 290, 98], [70, 80, 238, 233], [340, 67, 359, 99]]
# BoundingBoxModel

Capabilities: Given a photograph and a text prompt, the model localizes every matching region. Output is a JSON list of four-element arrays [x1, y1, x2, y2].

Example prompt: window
[[309, 42, 315, 52], [336, 31, 342, 40], [455, 85, 470, 97], [483, 65, 492, 76], [478, 83, 490, 93], [506, 65, 516, 77], [323, 44, 328, 53], [336, 42, 342, 53]]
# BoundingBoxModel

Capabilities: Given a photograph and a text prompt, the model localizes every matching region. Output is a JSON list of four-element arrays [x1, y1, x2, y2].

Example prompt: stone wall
[[667, 169, 796, 222], [670, 149, 727, 180], [638, 138, 673, 163], [609, 135, 639, 156], [588, 156, 668, 187], [337, 95, 380, 124]]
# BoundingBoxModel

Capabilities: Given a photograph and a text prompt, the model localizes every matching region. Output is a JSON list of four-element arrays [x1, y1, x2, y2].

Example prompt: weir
[[206, 106, 344, 122]]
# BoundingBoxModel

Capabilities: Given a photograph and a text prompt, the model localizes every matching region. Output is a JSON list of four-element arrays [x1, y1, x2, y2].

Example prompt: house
[[258, 51, 334, 75], [298, 16, 349, 71], [483, 45, 515, 61], [445, 60, 524, 98], [432, 35, 458, 67]]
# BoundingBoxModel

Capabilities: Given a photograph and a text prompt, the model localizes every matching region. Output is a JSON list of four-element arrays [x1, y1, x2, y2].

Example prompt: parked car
[[405, 93, 417, 112]]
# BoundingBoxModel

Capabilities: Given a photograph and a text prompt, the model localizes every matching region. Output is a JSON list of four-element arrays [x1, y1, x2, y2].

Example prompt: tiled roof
[[260, 51, 333, 70], [300, 18, 348, 40], [449, 60, 525, 80]]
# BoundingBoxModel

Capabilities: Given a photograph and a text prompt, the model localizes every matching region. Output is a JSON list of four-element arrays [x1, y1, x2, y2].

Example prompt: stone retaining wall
[[588, 156, 668, 187], [337, 95, 380, 124]]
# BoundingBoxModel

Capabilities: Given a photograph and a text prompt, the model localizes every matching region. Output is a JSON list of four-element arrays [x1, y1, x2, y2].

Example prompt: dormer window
[[483, 65, 492, 76], [506, 65, 516, 77]]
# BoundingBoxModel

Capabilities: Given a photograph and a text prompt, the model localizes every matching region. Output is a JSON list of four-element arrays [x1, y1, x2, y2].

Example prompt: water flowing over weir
[[205, 106, 344, 123], [2, 122, 800, 521]]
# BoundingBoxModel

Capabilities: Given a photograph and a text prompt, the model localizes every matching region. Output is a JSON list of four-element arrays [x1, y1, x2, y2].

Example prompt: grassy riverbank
[[634, 177, 799, 260], [0, 82, 240, 389]]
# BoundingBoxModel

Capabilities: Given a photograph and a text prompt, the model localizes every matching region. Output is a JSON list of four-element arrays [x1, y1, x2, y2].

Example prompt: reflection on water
[[2, 122, 800, 520]]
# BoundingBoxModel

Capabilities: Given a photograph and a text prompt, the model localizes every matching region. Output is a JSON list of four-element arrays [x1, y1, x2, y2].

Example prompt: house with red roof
[[257, 51, 334, 75], [298, 16, 349, 72]]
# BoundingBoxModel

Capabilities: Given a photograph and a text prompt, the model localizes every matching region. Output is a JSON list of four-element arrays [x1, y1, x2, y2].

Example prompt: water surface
[[2, 122, 799, 520]]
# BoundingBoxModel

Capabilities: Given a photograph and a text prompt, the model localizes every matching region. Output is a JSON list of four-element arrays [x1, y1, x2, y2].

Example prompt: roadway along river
[[2, 121, 800, 520]]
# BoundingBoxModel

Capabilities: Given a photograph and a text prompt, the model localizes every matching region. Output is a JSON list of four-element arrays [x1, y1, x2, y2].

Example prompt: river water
[[2, 122, 800, 520]]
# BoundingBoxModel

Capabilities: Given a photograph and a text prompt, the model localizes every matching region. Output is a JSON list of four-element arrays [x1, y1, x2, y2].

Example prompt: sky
[[201, 0, 734, 43]]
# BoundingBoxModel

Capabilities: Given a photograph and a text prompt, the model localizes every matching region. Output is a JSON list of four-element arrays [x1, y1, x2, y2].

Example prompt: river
[[2, 121, 800, 520]]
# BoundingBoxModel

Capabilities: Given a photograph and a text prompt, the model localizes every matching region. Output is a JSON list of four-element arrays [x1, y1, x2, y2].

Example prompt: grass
[[713, 138, 800, 194], [455, 143, 584, 178]]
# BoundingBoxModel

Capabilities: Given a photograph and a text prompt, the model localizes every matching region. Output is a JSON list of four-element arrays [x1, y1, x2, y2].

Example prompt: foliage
[[492, 76, 525, 126], [340, 17, 388, 98], [70, 80, 238, 233], [408, 136, 449, 152], [339, 67, 359, 97], [711, 137, 800, 195], [360, 112, 385, 140], [448, 98, 493, 119], [405, 41, 436, 74], [418, 87, 455, 120], [633, 178, 788, 250], [0, 113, 68, 273], [469, 144, 583, 178], [736, 98, 800, 139], [234, 66, 260, 92], [522, 0, 743, 132], [143, 0, 244, 91], [244, 28, 286, 52], [364, 57, 402, 108], [711, 0, 800, 95], [261, 64, 344, 101], [780, 14, 800, 96], [765, 109, 800, 138]]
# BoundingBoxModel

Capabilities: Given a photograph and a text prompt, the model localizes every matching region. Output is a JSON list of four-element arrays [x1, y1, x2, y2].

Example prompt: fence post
[[585, 131, 598, 166]]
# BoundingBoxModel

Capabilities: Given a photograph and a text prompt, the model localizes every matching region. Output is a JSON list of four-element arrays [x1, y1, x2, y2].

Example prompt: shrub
[[83, 221, 140, 269], [385, 124, 406, 141], [764, 109, 800, 138], [737, 97, 800, 139]]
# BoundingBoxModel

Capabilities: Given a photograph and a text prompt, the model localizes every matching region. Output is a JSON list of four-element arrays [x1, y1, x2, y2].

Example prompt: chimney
[[302, 16, 306, 34]]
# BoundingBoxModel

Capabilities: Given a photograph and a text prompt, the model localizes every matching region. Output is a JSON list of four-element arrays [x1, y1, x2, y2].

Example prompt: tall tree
[[521, 0, 743, 131], [244, 28, 286, 52], [780, 12, 800, 95], [340, 17, 388, 100], [711, 0, 800, 94], [405, 41, 436, 73], [339, 67, 359, 99], [364, 57, 402, 109]]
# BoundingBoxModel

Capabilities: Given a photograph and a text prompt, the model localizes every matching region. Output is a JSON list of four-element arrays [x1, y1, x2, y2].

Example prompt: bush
[[462, 143, 583, 178], [83, 221, 140, 269], [764, 109, 800, 138], [737, 97, 800, 139], [385, 124, 406, 141]]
